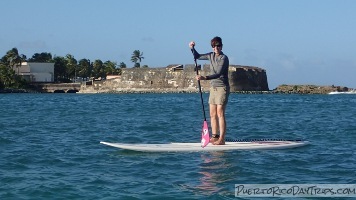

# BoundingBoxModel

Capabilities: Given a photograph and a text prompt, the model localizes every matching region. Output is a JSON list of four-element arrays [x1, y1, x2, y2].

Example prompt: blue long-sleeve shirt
[[192, 48, 229, 87]]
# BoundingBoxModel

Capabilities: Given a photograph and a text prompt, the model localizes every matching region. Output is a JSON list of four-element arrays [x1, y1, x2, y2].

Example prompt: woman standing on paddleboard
[[189, 36, 230, 145]]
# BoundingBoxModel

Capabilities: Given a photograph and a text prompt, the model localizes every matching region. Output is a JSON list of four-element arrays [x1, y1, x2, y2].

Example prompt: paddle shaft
[[192, 49, 207, 121]]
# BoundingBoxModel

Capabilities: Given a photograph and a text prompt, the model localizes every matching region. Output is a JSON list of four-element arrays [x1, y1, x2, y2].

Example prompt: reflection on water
[[196, 152, 238, 197]]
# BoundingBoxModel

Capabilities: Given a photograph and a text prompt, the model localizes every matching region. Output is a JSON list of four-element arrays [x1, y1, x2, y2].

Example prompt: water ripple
[[0, 93, 355, 199]]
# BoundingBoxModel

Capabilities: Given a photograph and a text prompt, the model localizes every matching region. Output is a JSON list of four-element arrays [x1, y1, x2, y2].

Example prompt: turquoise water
[[0, 93, 355, 199]]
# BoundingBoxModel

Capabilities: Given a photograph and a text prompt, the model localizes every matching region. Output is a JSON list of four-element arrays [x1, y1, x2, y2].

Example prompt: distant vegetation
[[0, 48, 145, 89]]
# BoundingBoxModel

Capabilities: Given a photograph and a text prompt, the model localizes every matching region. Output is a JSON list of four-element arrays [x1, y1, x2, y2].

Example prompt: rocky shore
[[0, 89, 26, 93], [272, 84, 353, 94], [78, 84, 352, 94], [1, 84, 353, 94]]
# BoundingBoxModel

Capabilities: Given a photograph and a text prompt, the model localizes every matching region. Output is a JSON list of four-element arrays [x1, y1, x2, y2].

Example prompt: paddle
[[191, 48, 210, 147]]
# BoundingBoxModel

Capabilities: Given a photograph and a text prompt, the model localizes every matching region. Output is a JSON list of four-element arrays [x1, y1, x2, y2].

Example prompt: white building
[[15, 62, 54, 82]]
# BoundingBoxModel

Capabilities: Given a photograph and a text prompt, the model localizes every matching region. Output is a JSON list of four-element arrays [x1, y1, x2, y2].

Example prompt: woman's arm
[[192, 48, 210, 60], [189, 41, 209, 60], [206, 55, 229, 80]]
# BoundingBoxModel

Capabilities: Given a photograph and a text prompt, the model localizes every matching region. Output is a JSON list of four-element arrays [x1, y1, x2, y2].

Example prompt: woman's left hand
[[196, 75, 206, 80]]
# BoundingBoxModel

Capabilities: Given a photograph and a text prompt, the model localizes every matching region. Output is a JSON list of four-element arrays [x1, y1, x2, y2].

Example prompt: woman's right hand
[[189, 41, 195, 49]]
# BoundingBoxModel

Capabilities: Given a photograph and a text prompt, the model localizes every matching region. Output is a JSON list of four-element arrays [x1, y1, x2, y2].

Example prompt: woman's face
[[212, 44, 222, 55]]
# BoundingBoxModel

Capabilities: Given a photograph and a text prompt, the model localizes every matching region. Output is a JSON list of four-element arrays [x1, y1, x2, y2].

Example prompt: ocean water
[[0, 93, 355, 199]]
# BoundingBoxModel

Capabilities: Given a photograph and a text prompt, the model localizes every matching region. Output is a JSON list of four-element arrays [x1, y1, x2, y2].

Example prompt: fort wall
[[79, 64, 269, 93]]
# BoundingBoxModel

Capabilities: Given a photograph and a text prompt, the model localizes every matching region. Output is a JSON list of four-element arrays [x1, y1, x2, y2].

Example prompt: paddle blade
[[201, 121, 210, 148]]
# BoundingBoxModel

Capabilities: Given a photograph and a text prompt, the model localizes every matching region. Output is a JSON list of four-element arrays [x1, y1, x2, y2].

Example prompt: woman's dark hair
[[211, 36, 223, 47]]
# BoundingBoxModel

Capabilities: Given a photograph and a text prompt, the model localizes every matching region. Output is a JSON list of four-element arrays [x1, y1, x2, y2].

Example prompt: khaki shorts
[[209, 87, 230, 105]]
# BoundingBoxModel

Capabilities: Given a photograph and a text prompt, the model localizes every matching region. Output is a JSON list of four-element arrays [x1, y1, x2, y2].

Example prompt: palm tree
[[117, 62, 126, 75], [10, 55, 21, 75], [0, 63, 15, 88], [29, 52, 52, 62], [92, 59, 104, 79], [131, 50, 144, 68], [0, 63, 11, 88], [65, 54, 77, 81], [78, 59, 92, 81], [4, 48, 26, 76], [119, 62, 126, 69], [53, 56, 67, 82], [104, 60, 117, 75]]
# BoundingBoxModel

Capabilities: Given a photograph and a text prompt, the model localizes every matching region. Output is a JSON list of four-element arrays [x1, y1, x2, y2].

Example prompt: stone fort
[[80, 64, 269, 93]]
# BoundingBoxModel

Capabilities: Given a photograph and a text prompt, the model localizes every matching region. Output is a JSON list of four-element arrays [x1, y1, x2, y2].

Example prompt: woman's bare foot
[[210, 137, 218, 143], [210, 135, 220, 143], [213, 139, 225, 145]]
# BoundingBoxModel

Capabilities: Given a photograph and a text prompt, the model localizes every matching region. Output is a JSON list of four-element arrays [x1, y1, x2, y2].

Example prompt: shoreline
[[1, 84, 354, 95]]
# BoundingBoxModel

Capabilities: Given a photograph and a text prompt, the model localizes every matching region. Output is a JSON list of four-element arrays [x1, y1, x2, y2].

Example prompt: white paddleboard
[[100, 140, 309, 152]]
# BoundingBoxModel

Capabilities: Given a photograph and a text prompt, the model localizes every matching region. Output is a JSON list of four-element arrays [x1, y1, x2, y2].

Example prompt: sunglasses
[[212, 44, 222, 48]]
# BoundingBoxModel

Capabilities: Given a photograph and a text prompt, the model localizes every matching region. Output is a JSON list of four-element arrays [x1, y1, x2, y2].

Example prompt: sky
[[1, 0, 356, 89]]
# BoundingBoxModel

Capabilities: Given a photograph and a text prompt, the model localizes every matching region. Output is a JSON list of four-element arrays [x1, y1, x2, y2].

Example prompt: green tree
[[2, 48, 26, 75], [0, 63, 15, 88], [65, 54, 78, 81], [116, 62, 126, 75], [53, 56, 68, 82], [104, 60, 117, 75], [119, 62, 126, 68], [78, 59, 92, 81], [131, 50, 144, 68], [0, 64, 5, 89], [28, 52, 52, 62], [1, 48, 19, 66], [11, 54, 26, 75], [92, 59, 104, 79], [0, 48, 28, 89]]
